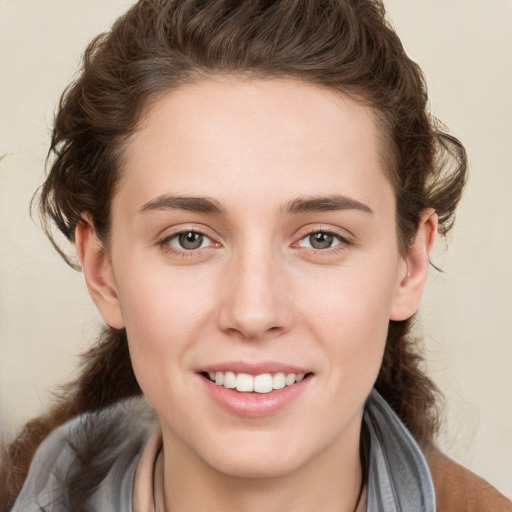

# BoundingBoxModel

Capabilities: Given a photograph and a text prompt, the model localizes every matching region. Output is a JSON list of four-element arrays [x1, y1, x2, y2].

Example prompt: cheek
[[298, 255, 399, 379], [115, 248, 215, 330], [112, 258, 216, 388]]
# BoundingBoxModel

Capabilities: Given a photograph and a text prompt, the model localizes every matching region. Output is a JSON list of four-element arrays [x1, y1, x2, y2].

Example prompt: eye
[[297, 231, 347, 250], [164, 231, 213, 251]]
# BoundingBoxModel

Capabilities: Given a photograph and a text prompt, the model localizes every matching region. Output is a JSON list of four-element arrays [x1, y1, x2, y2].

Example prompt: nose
[[216, 246, 293, 341]]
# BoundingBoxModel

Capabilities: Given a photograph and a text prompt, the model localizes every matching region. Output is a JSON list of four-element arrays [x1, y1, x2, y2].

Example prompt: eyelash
[[157, 228, 216, 259], [157, 228, 353, 258], [295, 230, 353, 255]]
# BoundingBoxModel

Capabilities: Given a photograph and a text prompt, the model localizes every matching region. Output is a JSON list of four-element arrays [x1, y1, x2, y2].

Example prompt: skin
[[76, 78, 437, 512]]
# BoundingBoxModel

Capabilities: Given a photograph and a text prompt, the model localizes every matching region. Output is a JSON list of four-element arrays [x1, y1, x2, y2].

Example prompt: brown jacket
[[426, 450, 512, 512]]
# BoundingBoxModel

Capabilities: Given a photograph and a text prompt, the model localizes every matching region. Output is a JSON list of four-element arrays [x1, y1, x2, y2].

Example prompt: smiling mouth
[[201, 371, 313, 393]]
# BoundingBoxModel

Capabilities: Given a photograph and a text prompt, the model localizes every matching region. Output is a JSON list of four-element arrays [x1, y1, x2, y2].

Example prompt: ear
[[75, 214, 125, 329], [390, 208, 438, 321]]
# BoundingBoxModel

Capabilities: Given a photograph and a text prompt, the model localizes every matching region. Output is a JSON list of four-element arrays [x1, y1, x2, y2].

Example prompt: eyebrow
[[138, 194, 227, 215], [138, 193, 373, 216], [282, 194, 373, 216]]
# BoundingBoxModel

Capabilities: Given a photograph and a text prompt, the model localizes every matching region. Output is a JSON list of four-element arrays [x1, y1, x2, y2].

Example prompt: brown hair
[[1, 0, 466, 508]]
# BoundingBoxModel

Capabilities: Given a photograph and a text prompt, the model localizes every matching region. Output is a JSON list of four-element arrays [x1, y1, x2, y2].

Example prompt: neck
[[158, 423, 365, 512]]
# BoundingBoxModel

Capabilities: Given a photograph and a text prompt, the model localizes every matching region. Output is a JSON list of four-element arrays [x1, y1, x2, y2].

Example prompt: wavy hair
[[1, 0, 466, 508]]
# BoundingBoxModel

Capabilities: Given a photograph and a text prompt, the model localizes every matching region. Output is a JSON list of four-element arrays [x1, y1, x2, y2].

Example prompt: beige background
[[1, 0, 511, 497]]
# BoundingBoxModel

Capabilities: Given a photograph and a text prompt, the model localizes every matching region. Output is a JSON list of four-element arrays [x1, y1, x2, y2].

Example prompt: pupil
[[179, 232, 203, 250], [310, 232, 333, 249]]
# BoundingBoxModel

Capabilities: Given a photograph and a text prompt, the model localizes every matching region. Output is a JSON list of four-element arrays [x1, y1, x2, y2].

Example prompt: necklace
[[353, 478, 367, 512], [154, 450, 367, 512]]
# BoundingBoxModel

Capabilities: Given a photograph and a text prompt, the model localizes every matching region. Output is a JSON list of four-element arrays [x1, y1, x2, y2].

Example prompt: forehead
[[116, 78, 394, 216]]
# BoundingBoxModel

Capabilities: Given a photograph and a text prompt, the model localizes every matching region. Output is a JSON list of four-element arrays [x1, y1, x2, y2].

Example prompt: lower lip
[[200, 375, 313, 417]]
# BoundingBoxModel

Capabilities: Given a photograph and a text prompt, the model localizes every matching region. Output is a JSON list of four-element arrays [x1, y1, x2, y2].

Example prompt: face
[[79, 78, 432, 480]]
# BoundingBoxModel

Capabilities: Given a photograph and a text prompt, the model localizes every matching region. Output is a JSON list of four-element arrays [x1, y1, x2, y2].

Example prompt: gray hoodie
[[12, 389, 435, 511]]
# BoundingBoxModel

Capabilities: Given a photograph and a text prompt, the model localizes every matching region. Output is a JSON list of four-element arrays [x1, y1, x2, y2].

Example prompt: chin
[[198, 432, 311, 479], [208, 451, 305, 480]]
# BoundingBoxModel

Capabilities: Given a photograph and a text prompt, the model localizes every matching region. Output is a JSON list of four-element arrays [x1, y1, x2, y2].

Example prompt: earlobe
[[75, 214, 125, 329], [390, 209, 438, 321]]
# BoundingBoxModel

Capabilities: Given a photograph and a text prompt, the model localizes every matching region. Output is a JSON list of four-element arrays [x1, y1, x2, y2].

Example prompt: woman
[[1, 0, 510, 510]]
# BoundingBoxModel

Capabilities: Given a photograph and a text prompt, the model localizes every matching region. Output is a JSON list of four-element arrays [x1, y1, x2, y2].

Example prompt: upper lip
[[198, 360, 312, 376]]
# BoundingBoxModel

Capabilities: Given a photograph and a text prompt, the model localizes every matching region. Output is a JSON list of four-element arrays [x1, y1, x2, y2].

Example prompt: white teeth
[[235, 373, 254, 392], [272, 372, 286, 390], [285, 373, 296, 386], [254, 373, 273, 393], [223, 371, 236, 389], [208, 371, 308, 393]]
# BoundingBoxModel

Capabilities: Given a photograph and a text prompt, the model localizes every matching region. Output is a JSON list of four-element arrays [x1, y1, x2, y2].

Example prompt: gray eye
[[309, 232, 335, 249], [177, 232, 205, 250], [299, 232, 342, 250]]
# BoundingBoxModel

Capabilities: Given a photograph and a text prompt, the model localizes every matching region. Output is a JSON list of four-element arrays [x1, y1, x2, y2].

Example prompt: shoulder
[[425, 449, 512, 512], [11, 396, 158, 512]]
